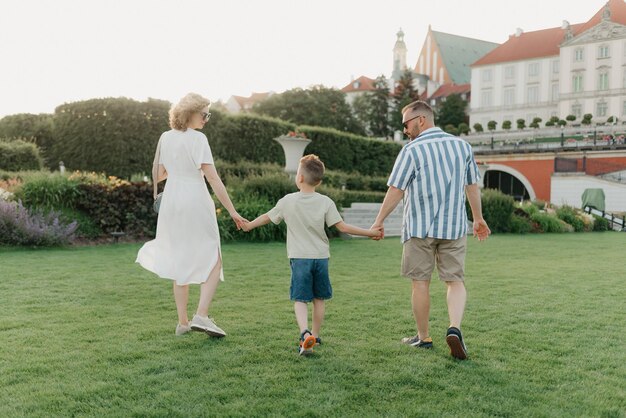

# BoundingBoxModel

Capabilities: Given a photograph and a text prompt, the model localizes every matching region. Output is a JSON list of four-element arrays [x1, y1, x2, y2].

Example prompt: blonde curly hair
[[169, 93, 211, 131]]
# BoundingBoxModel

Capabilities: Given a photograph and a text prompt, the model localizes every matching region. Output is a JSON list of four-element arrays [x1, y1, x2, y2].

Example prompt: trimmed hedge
[[298, 126, 401, 176], [0, 140, 44, 171], [0, 114, 54, 165], [203, 112, 293, 165], [51, 98, 171, 178]]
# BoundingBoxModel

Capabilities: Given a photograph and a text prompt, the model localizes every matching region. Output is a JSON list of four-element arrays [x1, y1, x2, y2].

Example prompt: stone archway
[[481, 163, 537, 201]]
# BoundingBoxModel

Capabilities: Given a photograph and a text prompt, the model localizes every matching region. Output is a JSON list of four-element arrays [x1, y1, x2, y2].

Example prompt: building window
[[552, 60, 559, 74], [598, 72, 609, 90], [573, 74, 584, 92], [482, 69, 492, 82], [527, 85, 539, 104], [503, 88, 515, 105], [504, 65, 515, 80], [481, 89, 492, 107], [622, 101, 626, 116], [598, 45, 610, 59], [574, 48, 584, 62], [597, 102, 608, 117], [551, 83, 559, 101], [572, 104, 582, 119], [528, 62, 540, 77]]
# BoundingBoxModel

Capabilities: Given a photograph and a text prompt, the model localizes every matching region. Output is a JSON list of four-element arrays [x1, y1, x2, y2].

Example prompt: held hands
[[473, 218, 491, 241], [230, 212, 249, 231], [240, 220, 252, 232], [369, 221, 384, 241]]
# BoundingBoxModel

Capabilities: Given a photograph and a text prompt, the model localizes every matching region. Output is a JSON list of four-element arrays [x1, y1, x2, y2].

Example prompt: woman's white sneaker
[[175, 323, 192, 336], [190, 314, 226, 337]]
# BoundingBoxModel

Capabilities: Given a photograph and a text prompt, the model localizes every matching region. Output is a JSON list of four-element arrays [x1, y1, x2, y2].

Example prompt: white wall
[[470, 55, 559, 128], [551, 174, 626, 211]]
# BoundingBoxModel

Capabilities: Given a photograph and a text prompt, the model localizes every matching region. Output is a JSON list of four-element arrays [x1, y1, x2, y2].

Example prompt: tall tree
[[252, 85, 365, 135], [368, 75, 392, 138], [390, 69, 420, 132], [435, 94, 468, 128]]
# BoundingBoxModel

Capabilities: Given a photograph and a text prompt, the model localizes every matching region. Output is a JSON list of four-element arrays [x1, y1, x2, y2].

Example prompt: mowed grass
[[0, 233, 625, 417]]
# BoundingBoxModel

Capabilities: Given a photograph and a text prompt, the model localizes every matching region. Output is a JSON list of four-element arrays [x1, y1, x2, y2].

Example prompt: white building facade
[[470, 1, 626, 130]]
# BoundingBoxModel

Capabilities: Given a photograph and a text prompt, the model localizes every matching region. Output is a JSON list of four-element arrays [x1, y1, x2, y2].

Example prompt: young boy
[[242, 154, 382, 355]]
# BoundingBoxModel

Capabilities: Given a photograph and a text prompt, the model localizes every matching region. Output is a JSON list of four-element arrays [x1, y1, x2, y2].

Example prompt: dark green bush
[[474, 188, 515, 233], [0, 114, 54, 165], [216, 195, 286, 242], [530, 212, 567, 233], [509, 213, 532, 234], [592, 215, 609, 232], [75, 181, 157, 236], [556, 206, 585, 232], [0, 140, 44, 171]]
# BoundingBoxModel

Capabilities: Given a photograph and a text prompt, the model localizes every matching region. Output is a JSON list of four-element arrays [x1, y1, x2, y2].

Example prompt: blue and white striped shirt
[[388, 127, 480, 242]]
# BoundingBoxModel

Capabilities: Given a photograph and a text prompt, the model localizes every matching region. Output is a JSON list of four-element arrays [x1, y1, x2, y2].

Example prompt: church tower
[[392, 28, 408, 82]]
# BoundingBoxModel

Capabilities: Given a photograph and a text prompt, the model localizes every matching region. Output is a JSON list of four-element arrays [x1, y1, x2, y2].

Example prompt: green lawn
[[1, 234, 625, 417]]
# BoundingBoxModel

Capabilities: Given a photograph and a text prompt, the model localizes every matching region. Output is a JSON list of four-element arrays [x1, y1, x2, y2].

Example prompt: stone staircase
[[341, 202, 403, 237]]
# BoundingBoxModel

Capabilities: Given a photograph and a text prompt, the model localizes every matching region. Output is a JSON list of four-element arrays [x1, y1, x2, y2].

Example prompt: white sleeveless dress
[[136, 129, 224, 285]]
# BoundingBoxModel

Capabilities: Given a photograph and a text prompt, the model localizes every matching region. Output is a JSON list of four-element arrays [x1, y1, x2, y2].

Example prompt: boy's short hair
[[299, 154, 325, 185]]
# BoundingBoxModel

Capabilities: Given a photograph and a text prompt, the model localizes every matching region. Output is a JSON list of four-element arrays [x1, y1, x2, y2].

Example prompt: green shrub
[[556, 205, 585, 232], [216, 160, 284, 186], [531, 200, 546, 210], [474, 189, 515, 233], [509, 213, 532, 234], [530, 212, 567, 233], [216, 195, 286, 242], [58, 207, 103, 239], [0, 114, 54, 165], [592, 215, 609, 231], [230, 173, 297, 203], [15, 173, 82, 209], [0, 140, 44, 171]]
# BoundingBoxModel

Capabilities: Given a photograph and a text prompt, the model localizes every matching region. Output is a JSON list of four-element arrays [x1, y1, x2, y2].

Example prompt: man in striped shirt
[[372, 100, 490, 360]]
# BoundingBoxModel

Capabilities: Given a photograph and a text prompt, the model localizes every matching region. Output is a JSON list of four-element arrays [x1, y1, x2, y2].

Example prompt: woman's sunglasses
[[201, 112, 211, 122]]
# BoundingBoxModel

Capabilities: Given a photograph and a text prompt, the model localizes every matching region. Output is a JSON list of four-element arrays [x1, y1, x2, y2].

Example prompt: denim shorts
[[289, 258, 332, 302]]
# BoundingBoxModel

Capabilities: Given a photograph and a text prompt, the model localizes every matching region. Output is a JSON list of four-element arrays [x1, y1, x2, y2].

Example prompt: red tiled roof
[[430, 83, 471, 100], [341, 76, 376, 93], [473, 0, 626, 66], [232, 92, 271, 107], [472, 25, 582, 66], [576, 0, 626, 35]]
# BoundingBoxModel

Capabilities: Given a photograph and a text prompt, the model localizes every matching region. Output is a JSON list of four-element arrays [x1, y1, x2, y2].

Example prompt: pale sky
[[0, 0, 607, 118]]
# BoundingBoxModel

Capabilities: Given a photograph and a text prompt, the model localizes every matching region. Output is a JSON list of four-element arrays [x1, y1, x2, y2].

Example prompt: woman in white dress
[[136, 93, 246, 337]]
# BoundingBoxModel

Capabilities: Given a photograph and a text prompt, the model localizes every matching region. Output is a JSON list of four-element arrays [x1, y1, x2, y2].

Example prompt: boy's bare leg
[[412, 280, 431, 339], [294, 301, 309, 333], [173, 283, 189, 325], [446, 281, 466, 329], [311, 298, 325, 337]]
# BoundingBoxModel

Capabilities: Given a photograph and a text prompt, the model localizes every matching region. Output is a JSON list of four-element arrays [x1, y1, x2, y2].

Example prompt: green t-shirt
[[267, 192, 343, 259]]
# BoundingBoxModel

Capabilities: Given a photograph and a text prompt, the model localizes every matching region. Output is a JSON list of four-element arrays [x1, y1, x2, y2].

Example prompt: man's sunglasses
[[201, 112, 211, 122], [403, 115, 423, 129]]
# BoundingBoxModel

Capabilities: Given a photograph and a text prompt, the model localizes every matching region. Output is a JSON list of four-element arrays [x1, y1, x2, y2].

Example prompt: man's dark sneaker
[[299, 330, 316, 356], [401, 335, 433, 349], [315, 337, 322, 346], [446, 327, 468, 360]]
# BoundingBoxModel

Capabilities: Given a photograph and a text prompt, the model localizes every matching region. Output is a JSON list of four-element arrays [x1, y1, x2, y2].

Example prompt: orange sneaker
[[298, 330, 316, 356]]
